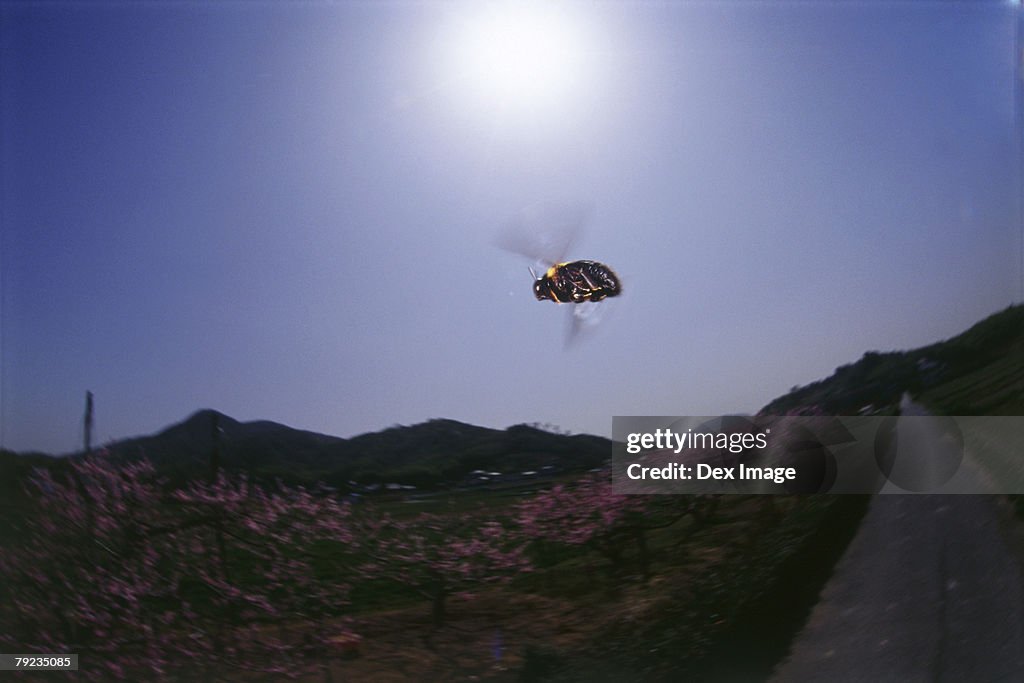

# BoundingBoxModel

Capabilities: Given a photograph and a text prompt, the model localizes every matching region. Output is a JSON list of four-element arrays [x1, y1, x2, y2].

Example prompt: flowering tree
[[516, 474, 717, 583], [0, 453, 356, 681], [166, 473, 355, 672], [356, 509, 530, 626]]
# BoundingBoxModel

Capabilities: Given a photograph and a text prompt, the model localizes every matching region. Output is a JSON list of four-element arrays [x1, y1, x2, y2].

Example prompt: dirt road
[[771, 400, 1024, 682]]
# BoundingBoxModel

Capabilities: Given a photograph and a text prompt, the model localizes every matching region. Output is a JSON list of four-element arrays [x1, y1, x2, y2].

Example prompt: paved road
[[771, 400, 1024, 682]]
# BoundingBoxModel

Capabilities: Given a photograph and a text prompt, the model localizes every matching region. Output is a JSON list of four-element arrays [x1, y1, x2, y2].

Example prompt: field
[[0, 460, 868, 682]]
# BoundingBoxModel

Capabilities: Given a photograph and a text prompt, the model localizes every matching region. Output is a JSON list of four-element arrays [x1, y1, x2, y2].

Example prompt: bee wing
[[564, 299, 608, 349], [494, 200, 589, 266]]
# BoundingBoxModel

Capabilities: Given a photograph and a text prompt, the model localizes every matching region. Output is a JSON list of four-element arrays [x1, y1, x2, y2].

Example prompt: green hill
[[759, 304, 1023, 416], [82, 412, 610, 490]]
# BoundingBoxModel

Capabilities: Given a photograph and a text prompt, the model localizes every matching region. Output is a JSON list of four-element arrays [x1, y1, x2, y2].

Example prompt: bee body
[[533, 260, 621, 304]]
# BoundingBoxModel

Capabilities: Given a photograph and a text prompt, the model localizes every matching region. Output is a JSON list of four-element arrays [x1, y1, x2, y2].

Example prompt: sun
[[442, 3, 592, 116]]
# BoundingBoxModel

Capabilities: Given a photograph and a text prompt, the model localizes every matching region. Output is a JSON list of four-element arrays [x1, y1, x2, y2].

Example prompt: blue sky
[[2, 1, 1021, 454]]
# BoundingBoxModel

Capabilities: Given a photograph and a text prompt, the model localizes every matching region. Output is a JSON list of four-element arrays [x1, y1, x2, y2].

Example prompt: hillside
[[91, 411, 609, 490], [759, 304, 1023, 416]]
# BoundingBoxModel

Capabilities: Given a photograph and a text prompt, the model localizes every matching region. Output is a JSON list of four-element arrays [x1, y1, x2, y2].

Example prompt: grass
[[527, 495, 870, 682], [918, 345, 1024, 416], [300, 494, 869, 683]]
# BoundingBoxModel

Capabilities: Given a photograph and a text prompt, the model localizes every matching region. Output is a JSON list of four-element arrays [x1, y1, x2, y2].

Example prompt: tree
[[356, 509, 530, 626], [0, 453, 356, 681], [516, 474, 717, 583]]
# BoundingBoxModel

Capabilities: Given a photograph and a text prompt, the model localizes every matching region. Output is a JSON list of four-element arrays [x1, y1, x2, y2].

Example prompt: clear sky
[[1, 0, 1021, 454]]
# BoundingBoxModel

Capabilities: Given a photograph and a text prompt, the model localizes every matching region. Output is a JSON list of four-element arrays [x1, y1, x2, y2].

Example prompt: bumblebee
[[532, 260, 622, 304]]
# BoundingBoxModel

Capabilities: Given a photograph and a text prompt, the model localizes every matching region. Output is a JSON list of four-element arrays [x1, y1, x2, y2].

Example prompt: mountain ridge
[[87, 412, 608, 490], [3, 303, 1020, 491]]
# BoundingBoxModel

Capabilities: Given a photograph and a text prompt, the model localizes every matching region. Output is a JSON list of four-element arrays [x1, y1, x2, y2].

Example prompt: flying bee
[[531, 260, 622, 304], [496, 201, 622, 346]]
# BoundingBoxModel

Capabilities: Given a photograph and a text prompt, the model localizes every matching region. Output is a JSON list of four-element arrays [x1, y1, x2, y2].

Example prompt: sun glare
[[443, 3, 592, 116]]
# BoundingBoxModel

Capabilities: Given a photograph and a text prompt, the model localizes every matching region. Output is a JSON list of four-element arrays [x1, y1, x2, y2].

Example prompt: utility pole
[[84, 391, 94, 455]]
